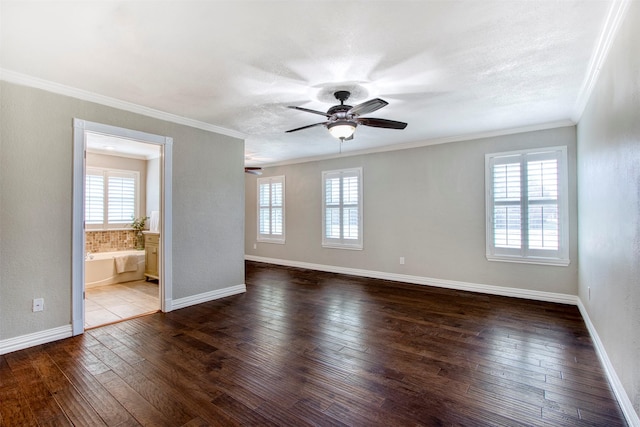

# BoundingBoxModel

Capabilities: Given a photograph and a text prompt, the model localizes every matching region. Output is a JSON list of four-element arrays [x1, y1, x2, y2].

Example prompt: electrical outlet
[[253, 243, 257, 250], [33, 298, 44, 312], [400, 257, 405, 265]]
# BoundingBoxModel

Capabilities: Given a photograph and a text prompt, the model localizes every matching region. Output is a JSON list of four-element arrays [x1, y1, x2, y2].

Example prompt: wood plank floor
[[0, 261, 627, 426]]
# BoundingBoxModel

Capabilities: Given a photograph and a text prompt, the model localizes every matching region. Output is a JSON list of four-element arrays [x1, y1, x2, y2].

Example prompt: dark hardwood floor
[[0, 261, 627, 426]]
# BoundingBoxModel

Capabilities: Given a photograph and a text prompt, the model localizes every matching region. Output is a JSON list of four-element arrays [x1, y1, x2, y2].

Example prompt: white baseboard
[[577, 299, 640, 426], [0, 285, 246, 355], [171, 284, 246, 311], [245, 255, 577, 305], [0, 325, 73, 355]]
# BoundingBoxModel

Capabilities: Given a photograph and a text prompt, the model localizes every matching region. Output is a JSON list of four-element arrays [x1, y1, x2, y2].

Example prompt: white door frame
[[71, 119, 173, 335]]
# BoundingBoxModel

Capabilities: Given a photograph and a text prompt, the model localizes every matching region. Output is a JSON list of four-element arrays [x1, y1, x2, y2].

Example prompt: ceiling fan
[[286, 91, 407, 141]]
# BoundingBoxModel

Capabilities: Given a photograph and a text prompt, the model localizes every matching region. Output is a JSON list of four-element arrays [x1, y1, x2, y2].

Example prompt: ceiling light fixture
[[327, 121, 356, 140]]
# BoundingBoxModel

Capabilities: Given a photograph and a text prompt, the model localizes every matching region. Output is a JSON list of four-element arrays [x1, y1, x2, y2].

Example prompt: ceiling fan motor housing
[[328, 91, 353, 119], [327, 104, 352, 116]]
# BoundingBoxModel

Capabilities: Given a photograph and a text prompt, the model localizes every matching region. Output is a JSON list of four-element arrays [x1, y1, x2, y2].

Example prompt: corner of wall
[[576, 299, 640, 426]]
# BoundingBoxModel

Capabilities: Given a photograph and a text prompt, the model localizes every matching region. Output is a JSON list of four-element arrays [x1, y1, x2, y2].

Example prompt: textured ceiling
[[1, 1, 613, 165]]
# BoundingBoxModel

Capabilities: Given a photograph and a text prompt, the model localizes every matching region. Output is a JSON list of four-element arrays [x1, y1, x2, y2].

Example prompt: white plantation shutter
[[322, 168, 363, 249], [85, 168, 139, 229], [486, 147, 569, 265], [492, 161, 522, 248], [85, 172, 104, 225], [108, 173, 136, 224], [257, 176, 285, 243], [325, 176, 342, 239], [527, 157, 559, 250], [271, 181, 283, 235], [259, 181, 270, 235]]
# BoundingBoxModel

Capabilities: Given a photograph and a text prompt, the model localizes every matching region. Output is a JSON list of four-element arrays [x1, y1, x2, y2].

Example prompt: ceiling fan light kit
[[286, 90, 407, 141], [327, 120, 357, 140]]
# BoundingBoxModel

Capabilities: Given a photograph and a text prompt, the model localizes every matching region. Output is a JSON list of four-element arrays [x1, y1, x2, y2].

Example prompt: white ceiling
[[1, 1, 614, 166]]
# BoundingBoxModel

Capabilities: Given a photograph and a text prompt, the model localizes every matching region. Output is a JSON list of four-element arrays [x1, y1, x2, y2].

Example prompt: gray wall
[[0, 81, 245, 340], [577, 0, 640, 417], [246, 126, 578, 295]]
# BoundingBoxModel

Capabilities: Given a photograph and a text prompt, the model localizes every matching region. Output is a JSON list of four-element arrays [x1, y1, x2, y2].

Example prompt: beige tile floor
[[85, 280, 159, 329]]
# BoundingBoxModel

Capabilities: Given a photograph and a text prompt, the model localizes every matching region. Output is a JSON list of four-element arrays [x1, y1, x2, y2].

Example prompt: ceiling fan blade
[[288, 106, 331, 118], [244, 167, 263, 175], [285, 122, 327, 133], [358, 117, 408, 129], [348, 98, 388, 116]]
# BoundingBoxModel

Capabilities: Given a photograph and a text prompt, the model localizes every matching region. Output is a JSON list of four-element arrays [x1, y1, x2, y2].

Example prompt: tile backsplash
[[86, 230, 137, 253]]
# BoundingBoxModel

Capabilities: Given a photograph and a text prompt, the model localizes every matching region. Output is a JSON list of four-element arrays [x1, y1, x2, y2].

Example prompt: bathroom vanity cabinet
[[143, 232, 160, 280]]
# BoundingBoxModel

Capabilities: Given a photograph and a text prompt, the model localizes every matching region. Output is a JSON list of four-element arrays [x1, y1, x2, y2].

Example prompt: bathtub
[[85, 250, 146, 288]]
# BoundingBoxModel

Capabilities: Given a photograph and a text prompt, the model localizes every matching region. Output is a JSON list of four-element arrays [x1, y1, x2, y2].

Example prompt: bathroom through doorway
[[71, 119, 173, 335], [84, 133, 161, 328]]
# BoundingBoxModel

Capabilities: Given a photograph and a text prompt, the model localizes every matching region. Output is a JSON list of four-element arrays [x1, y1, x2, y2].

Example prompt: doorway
[[84, 133, 160, 328], [72, 119, 173, 335]]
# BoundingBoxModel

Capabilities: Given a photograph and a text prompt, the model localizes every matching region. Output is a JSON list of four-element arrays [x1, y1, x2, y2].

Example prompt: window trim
[[85, 167, 140, 230], [257, 175, 286, 244], [485, 146, 570, 266], [322, 167, 363, 250]]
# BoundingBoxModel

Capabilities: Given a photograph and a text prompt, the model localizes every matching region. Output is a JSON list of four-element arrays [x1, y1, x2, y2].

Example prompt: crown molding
[[572, 0, 632, 122], [262, 119, 575, 168], [0, 68, 247, 140]]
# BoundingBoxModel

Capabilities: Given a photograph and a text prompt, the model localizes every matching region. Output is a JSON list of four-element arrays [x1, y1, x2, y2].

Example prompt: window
[[257, 175, 285, 243], [486, 146, 569, 265], [322, 168, 363, 249], [86, 167, 140, 229]]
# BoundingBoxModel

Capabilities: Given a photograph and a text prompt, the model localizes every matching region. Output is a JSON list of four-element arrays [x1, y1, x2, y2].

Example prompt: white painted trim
[[321, 167, 364, 250], [0, 325, 72, 355], [161, 138, 173, 312], [72, 120, 86, 336], [485, 146, 570, 266], [72, 119, 173, 333], [1, 69, 246, 140], [260, 120, 575, 168], [572, 0, 632, 122], [1, 283, 244, 353], [244, 255, 577, 305], [171, 284, 247, 311], [1, 69, 571, 170], [577, 299, 640, 427]]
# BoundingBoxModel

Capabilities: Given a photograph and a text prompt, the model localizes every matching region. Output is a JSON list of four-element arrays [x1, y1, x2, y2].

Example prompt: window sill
[[86, 228, 135, 232], [322, 243, 363, 251], [257, 238, 285, 245], [486, 255, 570, 267]]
